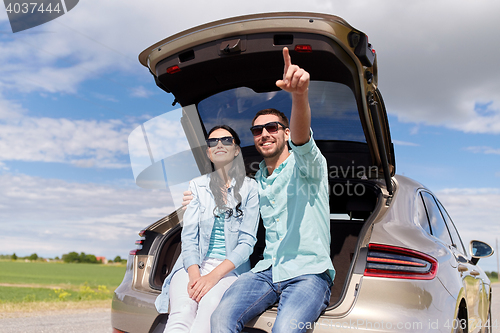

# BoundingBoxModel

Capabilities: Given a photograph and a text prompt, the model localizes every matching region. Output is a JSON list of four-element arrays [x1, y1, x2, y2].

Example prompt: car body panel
[[112, 255, 159, 333], [139, 13, 354, 74], [245, 277, 457, 333]]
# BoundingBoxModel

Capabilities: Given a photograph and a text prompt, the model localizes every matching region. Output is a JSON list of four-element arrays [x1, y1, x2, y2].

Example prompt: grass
[[0, 260, 126, 312], [0, 260, 125, 287], [0, 286, 63, 303], [0, 284, 112, 303]]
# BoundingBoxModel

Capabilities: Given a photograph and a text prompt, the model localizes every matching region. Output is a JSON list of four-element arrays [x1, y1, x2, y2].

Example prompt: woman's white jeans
[[164, 258, 238, 333]]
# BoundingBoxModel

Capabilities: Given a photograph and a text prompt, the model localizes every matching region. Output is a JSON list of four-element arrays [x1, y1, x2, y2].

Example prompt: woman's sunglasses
[[206, 136, 234, 147], [250, 121, 287, 137]]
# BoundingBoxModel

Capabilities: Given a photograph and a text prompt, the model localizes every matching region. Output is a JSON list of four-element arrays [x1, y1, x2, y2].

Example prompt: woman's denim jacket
[[155, 174, 260, 313]]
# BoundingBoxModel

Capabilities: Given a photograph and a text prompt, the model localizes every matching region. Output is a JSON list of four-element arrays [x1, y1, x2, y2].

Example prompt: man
[[185, 47, 334, 332]]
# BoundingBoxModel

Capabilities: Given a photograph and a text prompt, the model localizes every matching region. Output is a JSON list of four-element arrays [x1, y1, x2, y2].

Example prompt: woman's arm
[[186, 264, 201, 298], [188, 259, 235, 302], [188, 179, 260, 302], [181, 181, 202, 270]]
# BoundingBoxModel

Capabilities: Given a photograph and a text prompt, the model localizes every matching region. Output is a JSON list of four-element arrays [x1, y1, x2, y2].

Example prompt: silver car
[[111, 12, 494, 333]]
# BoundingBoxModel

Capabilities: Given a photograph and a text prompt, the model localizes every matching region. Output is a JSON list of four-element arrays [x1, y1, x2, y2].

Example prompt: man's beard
[[256, 140, 286, 159]]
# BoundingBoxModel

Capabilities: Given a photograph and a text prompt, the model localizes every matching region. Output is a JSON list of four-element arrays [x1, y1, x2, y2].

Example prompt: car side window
[[436, 199, 467, 255], [416, 193, 431, 234], [420, 192, 453, 245]]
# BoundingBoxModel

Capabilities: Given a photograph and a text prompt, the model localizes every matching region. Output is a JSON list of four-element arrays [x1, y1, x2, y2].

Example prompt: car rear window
[[197, 81, 366, 147]]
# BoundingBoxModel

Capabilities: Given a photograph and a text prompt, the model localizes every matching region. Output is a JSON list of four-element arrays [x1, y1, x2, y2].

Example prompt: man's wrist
[[292, 88, 309, 97]]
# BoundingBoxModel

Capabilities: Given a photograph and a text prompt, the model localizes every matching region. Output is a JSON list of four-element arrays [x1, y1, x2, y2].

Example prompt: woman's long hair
[[207, 125, 245, 218]]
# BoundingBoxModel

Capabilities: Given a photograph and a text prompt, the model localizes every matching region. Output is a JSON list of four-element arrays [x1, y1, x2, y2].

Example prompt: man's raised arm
[[275, 47, 311, 146]]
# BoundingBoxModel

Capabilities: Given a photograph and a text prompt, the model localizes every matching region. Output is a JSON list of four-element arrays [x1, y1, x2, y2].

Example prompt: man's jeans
[[210, 267, 332, 333]]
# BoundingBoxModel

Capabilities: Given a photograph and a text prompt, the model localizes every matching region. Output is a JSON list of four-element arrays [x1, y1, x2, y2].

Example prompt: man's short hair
[[252, 108, 289, 127]]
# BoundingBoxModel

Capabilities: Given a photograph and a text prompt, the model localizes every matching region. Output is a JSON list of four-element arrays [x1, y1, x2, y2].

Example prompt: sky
[[0, 0, 499, 272]]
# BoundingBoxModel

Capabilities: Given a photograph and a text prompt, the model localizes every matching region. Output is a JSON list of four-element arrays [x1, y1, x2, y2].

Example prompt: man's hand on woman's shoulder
[[182, 190, 193, 210]]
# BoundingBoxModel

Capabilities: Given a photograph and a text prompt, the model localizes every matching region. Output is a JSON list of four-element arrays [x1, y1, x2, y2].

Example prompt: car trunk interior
[[150, 174, 380, 307]]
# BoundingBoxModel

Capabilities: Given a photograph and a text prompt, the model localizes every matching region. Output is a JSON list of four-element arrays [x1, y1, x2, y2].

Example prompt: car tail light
[[364, 244, 438, 280], [129, 230, 146, 255], [295, 45, 312, 53], [166, 65, 181, 74]]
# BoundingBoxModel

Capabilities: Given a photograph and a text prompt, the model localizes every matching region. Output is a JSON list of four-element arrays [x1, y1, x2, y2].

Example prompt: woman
[[155, 125, 260, 333]]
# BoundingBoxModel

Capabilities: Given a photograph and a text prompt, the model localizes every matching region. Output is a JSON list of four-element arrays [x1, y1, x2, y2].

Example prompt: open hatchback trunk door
[[132, 12, 395, 201]]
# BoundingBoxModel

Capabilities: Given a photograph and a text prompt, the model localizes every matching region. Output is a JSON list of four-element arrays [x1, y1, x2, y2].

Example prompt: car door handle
[[470, 270, 480, 276], [458, 264, 468, 272]]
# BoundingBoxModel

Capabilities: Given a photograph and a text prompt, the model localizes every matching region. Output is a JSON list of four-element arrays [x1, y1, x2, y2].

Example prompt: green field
[[0, 286, 62, 303], [0, 284, 113, 303], [0, 261, 126, 304], [0, 261, 125, 287]]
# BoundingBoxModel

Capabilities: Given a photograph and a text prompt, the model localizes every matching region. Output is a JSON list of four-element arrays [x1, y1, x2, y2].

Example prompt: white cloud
[[341, 1, 500, 134], [448, 98, 500, 134], [409, 126, 420, 135], [0, 114, 133, 168], [0, 93, 26, 119], [0, 97, 194, 171], [465, 146, 500, 155], [393, 140, 419, 147], [130, 86, 154, 98], [0, 173, 175, 258], [436, 188, 500, 271], [93, 93, 119, 103]]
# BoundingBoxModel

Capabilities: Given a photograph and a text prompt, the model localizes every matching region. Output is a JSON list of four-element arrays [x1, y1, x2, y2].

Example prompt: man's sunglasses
[[206, 136, 234, 147], [250, 122, 287, 137]]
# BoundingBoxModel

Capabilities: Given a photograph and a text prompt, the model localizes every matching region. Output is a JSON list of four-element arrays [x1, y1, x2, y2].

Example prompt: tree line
[[2, 252, 126, 264], [62, 252, 102, 263]]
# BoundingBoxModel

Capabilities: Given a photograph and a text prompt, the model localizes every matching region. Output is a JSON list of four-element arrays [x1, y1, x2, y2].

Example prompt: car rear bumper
[[245, 276, 457, 333]]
